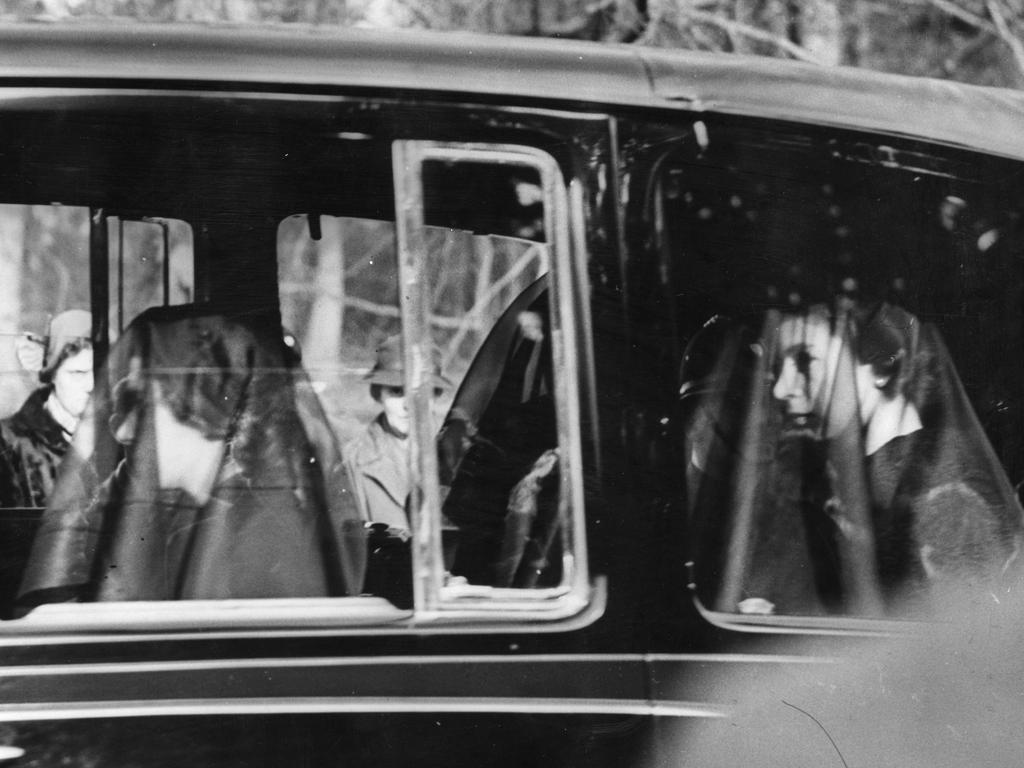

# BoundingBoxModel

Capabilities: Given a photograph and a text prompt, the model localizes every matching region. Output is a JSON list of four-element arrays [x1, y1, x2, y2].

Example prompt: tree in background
[[4, 0, 1024, 85]]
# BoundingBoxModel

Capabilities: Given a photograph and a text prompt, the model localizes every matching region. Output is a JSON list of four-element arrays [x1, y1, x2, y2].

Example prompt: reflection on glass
[[687, 300, 1024, 618], [441, 286, 560, 588], [277, 211, 555, 597], [1, 310, 93, 510], [343, 336, 451, 535], [0, 204, 92, 619], [107, 217, 195, 340], [18, 309, 366, 607]]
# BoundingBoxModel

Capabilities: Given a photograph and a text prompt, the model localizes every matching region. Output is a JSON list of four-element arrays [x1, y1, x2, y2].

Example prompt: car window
[[664, 126, 1024, 621], [4, 134, 589, 627], [276, 143, 586, 611], [107, 216, 195, 341], [0, 203, 91, 619]]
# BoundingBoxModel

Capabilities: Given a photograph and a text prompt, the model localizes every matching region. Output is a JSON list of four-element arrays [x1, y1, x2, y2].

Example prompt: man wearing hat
[[344, 335, 450, 532], [0, 309, 93, 508]]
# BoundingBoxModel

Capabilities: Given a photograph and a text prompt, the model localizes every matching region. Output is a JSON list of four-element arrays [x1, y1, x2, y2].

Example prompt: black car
[[0, 23, 1022, 766]]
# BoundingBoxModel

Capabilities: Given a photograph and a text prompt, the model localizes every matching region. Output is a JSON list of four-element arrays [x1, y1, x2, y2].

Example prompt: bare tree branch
[[540, 0, 615, 38], [682, 8, 831, 64], [721, 1, 743, 51], [439, 241, 543, 369], [942, 28, 997, 73], [634, 0, 725, 45], [637, 0, 667, 43], [985, 0, 1024, 78], [690, 21, 726, 51], [904, 0, 998, 34]]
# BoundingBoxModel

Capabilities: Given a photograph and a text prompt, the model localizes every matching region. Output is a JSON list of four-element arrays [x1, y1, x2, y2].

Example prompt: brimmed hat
[[364, 335, 451, 391], [42, 309, 92, 376]]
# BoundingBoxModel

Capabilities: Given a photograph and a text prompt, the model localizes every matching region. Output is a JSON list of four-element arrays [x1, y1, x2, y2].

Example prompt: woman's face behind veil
[[113, 315, 276, 503], [772, 307, 882, 439], [151, 381, 227, 503]]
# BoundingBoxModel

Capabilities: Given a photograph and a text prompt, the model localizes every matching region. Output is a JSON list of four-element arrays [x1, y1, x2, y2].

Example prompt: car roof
[[1, 23, 1023, 161]]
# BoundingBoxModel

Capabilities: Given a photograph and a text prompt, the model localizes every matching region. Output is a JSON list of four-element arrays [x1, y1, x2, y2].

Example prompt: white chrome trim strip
[[0, 579, 605, 644], [0, 651, 831, 678], [692, 596, 926, 637], [0, 697, 729, 721]]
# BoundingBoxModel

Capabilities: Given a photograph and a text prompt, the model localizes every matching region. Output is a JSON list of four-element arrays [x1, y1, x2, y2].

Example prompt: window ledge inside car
[[419, 576, 605, 630], [693, 596, 930, 637], [6, 596, 412, 633], [0, 579, 605, 637]]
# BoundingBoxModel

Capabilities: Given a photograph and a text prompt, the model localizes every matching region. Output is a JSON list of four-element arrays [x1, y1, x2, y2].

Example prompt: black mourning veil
[[19, 306, 366, 606], [684, 300, 1024, 618]]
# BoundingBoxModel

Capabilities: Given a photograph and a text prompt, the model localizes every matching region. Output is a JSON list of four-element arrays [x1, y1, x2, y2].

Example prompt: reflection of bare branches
[[334, 236, 544, 362], [440, 240, 544, 369], [280, 282, 325, 296], [473, 235, 495, 314], [342, 236, 396, 280], [431, 228, 464, 308], [286, 224, 310, 278], [31, 205, 73, 311], [343, 295, 400, 319], [281, 215, 546, 382], [343, 294, 515, 332], [51, 257, 71, 311], [303, 215, 345, 365]]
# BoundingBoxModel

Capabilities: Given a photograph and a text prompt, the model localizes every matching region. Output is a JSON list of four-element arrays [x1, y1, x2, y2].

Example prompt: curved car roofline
[[1, 23, 1023, 161]]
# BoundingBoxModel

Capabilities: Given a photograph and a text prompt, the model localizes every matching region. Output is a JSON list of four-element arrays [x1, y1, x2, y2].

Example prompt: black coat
[[0, 387, 69, 509]]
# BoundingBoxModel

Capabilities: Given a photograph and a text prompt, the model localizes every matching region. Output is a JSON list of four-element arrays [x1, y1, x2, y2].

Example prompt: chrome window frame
[[393, 140, 591, 620], [0, 119, 600, 639]]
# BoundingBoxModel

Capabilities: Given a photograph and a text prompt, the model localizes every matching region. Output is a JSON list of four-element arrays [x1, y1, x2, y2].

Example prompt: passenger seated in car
[[443, 303, 558, 586], [18, 309, 364, 605], [343, 335, 450, 535], [0, 309, 92, 509], [741, 300, 1022, 614]]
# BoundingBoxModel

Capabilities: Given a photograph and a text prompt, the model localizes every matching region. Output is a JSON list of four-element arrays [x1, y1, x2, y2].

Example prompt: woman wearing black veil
[[18, 307, 366, 606], [690, 299, 1023, 617]]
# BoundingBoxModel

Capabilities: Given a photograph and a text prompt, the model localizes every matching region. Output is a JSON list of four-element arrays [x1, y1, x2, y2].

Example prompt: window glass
[[279, 212, 548, 442], [17, 303, 369, 608], [107, 217, 195, 341], [416, 159, 561, 591], [668, 130, 1024, 619], [278, 215, 402, 449], [0, 203, 91, 619], [278, 203, 554, 599], [9, 140, 579, 623]]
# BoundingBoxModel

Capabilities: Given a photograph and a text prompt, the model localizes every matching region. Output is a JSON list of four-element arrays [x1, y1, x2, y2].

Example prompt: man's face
[[378, 384, 444, 437], [772, 310, 880, 436], [379, 385, 409, 435], [52, 347, 94, 419]]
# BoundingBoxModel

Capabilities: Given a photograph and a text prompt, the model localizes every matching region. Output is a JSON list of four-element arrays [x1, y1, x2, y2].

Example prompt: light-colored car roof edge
[[1, 23, 1023, 162], [641, 46, 1024, 163], [0, 23, 654, 107]]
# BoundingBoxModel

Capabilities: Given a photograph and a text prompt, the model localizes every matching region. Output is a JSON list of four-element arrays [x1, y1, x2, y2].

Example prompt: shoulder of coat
[[343, 421, 385, 469]]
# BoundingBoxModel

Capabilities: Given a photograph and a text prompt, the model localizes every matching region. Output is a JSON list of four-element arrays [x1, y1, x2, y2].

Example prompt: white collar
[[864, 395, 922, 456], [44, 390, 78, 439]]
